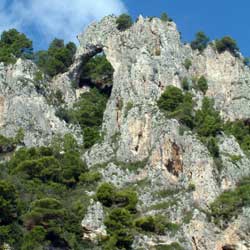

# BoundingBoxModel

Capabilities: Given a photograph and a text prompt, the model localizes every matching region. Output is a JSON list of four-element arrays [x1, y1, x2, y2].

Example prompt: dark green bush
[[104, 208, 134, 250], [156, 242, 185, 250], [194, 97, 222, 137], [210, 177, 250, 227], [215, 36, 239, 56], [79, 171, 102, 184], [157, 86, 184, 112], [0, 29, 33, 64], [183, 59, 192, 70], [196, 76, 208, 94], [80, 54, 114, 88], [96, 183, 117, 207], [96, 183, 138, 211], [36, 39, 76, 77], [160, 12, 171, 22], [0, 180, 18, 225], [191, 32, 210, 52], [116, 14, 133, 31]]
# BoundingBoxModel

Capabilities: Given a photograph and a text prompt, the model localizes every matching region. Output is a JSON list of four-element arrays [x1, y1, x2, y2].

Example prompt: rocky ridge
[[1, 15, 250, 250]]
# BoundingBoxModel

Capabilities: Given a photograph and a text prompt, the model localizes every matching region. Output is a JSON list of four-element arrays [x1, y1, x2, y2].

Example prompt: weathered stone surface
[[81, 200, 107, 242], [75, 15, 250, 249], [0, 59, 81, 147]]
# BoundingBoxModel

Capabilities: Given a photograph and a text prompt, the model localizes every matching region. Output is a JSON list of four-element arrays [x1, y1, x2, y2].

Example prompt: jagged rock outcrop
[[0, 59, 81, 147], [76, 16, 250, 250]]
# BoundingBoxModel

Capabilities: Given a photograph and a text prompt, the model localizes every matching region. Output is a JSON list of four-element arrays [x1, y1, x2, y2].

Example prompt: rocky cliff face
[[2, 15, 250, 250], [74, 16, 250, 250], [0, 59, 81, 147]]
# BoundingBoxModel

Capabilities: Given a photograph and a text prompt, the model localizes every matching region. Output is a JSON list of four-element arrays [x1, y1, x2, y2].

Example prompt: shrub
[[183, 59, 192, 70], [191, 32, 210, 52], [181, 77, 189, 91], [36, 39, 76, 77], [156, 242, 185, 250], [80, 54, 114, 88], [135, 215, 178, 235], [79, 171, 102, 184], [157, 86, 184, 112], [56, 88, 108, 149], [160, 12, 169, 22], [196, 76, 208, 94], [116, 14, 133, 31], [0, 29, 33, 64], [96, 183, 117, 207], [194, 97, 222, 137], [104, 208, 134, 250], [215, 36, 239, 56], [0, 180, 18, 225], [115, 189, 138, 212], [23, 198, 65, 230], [210, 177, 250, 227]]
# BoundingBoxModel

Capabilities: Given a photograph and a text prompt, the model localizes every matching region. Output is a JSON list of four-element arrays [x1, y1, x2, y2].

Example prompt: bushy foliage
[[196, 76, 208, 94], [191, 32, 210, 52], [80, 54, 114, 88], [160, 12, 170, 22], [215, 36, 239, 56], [36, 38, 76, 77], [9, 134, 86, 186], [156, 242, 185, 250], [0, 29, 33, 64], [104, 208, 134, 250], [0, 133, 96, 249], [183, 59, 192, 70], [224, 120, 250, 153], [0, 129, 24, 154], [96, 182, 138, 211], [56, 88, 108, 148], [210, 177, 250, 227], [157, 86, 195, 129], [157, 86, 184, 112], [0, 180, 18, 225], [194, 97, 222, 137], [135, 215, 179, 235], [116, 14, 133, 31]]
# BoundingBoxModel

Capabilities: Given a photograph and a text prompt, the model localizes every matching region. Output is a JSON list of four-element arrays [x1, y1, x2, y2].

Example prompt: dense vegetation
[[56, 87, 108, 148], [157, 86, 223, 163], [210, 177, 250, 228], [79, 54, 114, 89], [36, 38, 76, 77], [0, 134, 102, 249], [0, 29, 33, 65], [0, 29, 76, 78], [116, 14, 133, 31], [215, 36, 239, 56], [191, 31, 210, 52]]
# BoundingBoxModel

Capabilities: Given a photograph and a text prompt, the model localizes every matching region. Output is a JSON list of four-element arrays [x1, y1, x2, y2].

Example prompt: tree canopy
[[0, 29, 33, 64]]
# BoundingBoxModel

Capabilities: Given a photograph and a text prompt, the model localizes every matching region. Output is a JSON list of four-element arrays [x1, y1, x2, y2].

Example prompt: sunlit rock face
[[0, 59, 81, 147]]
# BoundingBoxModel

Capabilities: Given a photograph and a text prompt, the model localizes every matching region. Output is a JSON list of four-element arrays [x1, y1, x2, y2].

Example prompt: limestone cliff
[[1, 15, 250, 250]]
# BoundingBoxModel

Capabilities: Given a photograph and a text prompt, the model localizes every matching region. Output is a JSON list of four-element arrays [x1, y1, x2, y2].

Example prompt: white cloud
[[0, 0, 127, 48]]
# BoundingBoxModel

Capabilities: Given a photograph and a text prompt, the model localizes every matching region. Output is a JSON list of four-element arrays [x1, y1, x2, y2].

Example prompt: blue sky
[[124, 0, 250, 56], [0, 0, 249, 56]]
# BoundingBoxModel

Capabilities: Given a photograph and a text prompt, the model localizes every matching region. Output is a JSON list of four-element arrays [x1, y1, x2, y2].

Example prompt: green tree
[[160, 12, 169, 22], [197, 76, 208, 94], [36, 38, 76, 77], [80, 54, 114, 88], [194, 97, 222, 137], [0, 180, 18, 225], [0, 29, 33, 64], [215, 36, 239, 56], [116, 14, 133, 31], [191, 32, 210, 52], [157, 86, 184, 112]]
